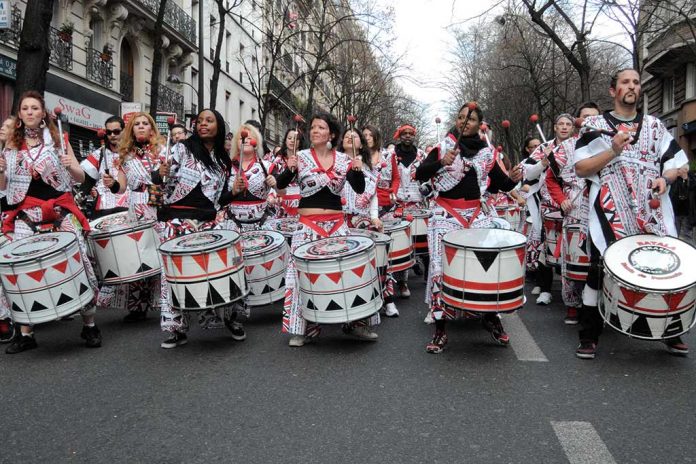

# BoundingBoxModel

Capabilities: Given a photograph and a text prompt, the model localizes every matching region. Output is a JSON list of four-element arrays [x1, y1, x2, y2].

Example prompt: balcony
[[86, 48, 114, 89], [157, 83, 184, 117], [49, 28, 73, 71], [120, 72, 134, 101], [132, 0, 197, 46], [0, 6, 22, 48]]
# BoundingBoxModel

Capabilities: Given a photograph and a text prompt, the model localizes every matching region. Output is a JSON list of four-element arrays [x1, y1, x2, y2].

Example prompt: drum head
[[0, 232, 76, 265], [604, 234, 696, 291], [489, 218, 511, 230], [348, 229, 391, 245], [241, 231, 285, 257], [543, 211, 563, 221], [294, 236, 374, 261], [384, 219, 409, 233], [160, 230, 240, 255], [90, 212, 153, 237], [443, 228, 526, 250], [405, 209, 430, 219]]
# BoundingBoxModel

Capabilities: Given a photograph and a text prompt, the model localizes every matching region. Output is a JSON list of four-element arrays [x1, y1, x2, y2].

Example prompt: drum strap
[[3, 193, 90, 234], [299, 213, 345, 238], [435, 197, 480, 228]]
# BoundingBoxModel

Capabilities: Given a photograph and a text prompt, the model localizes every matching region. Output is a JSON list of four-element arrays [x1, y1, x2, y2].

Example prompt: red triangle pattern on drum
[[193, 253, 209, 271], [326, 272, 342, 284], [72, 251, 81, 263], [445, 246, 457, 266], [172, 255, 184, 274], [262, 261, 274, 271], [26, 269, 46, 282], [351, 264, 366, 278], [52, 260, 68, 274], [663, 290, 688, 309], [127, 231, 144, 242], [370, 258, 376, 268], [245, 265, 254, 275], [5, 274, 17, 286], [515, 248, 525, 266], [307, 273, 320, 284], [619, 287, 647, 307], [95, 239, 110, 249], [217, 248, 228, 266]]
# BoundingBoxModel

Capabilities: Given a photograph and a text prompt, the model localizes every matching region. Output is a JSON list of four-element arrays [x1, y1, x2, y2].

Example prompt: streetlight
[[168, 73, 199, 127]]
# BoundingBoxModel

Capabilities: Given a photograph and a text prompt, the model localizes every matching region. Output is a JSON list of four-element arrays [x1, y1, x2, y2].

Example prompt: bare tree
[[149, 0, 168, 118], [209, 0, 244, 111]]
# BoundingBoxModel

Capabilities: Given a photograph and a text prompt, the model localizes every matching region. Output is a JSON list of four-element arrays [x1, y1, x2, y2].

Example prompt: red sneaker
[[664, 338, 689, 356], [426, 330, 448, 354], [0, 318, 14, 344], [564, 307, 579, 325]]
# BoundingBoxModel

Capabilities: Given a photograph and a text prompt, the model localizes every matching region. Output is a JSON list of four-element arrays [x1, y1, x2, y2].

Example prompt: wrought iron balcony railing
[[49, 27, 73, 71], [86, 48, 114, 89], [136, 0, 197, 44], [157, 83, 184, 117], [0, 6, 22, 48]]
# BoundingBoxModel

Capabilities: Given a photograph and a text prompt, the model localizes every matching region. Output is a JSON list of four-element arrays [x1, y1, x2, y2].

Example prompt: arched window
[[120, 39, 134, 101]]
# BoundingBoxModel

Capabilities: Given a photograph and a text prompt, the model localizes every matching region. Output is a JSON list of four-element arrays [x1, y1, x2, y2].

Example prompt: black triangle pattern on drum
[[57, 293, 73, 305], [206, 283, 225, 307], [171, 291, 180, 308], [262, 284, 273, 294], [137, 263, 153, 273], [629, 315, 652, 338], [79, 283, 90, 295], [372, 287, 380, 299], [473, 250, 499, 273], [280, 277, 285, 288], [663, 317, 684, 338], [306, 298, 316, 310], [31, 301, 47, 312], [229, 277, 242, 298], [184, 288, 200, 309], [352, 294, 367, 307], [325, 299, 343, 311], [104, 270, 119, 280], [11, 302, 23, 312]]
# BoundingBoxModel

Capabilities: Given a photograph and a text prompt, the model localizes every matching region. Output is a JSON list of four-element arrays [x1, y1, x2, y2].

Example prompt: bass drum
[[241, 230, 288, 306]]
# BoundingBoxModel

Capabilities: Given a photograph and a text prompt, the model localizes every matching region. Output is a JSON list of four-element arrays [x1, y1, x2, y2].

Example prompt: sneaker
[[531, 286, 541, 295], [5, 334, 37, 354], [576, 340, 597, 359], [123, 311, 147, 323], [483, 315, 510, 345], [424, 312, 434, 324], [426, 330, 448, 354], [289, 335, 306, 347], [200, 310, 225, 330], [564, 307, 579, 325], [226, 320, 247, 341], [80, 325, 102, 348], [664, 337, 689, 356], [399, 283, 410, 299], [384, 302, 399, 317], [343, 325, 379, 341], [0, 318, 14, 343], [536, 292, 552, 305], [161, 332, 188, 349]]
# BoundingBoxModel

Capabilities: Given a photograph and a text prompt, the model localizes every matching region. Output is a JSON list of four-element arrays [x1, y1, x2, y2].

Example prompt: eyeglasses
[[105, 129, 122, 136]]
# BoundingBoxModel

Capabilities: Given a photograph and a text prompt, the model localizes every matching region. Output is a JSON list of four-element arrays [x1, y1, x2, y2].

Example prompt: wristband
[[109, 180, 120, 194]]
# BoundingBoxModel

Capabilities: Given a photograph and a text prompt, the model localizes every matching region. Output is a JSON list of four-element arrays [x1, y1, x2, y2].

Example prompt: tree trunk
[[209, 0, 227, 111], [13, 0, 54, 111], [149, 0, 168, 119]]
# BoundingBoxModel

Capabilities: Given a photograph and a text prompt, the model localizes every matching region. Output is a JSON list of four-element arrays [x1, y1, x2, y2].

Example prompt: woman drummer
[[339, 127, 399, 318], [275, 111, 377, 347], [0, 115, 16, 344], [270, 127, 306, 219], [415, 102, 522, 354], [0, 91, 101, 353]]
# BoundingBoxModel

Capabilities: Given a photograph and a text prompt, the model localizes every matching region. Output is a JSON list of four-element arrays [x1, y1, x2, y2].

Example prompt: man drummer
[[574, 68, 689, 359]]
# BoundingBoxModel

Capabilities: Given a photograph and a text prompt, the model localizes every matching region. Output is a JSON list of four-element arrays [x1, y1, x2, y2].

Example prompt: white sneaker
[[384, 303, 399, 317], [399, 284, 411, 298], [424, 312, 434, 324], [531, 286, 541, 295], [288, 335, 306, 347], [345, 326, 378, 341], [536, 292, 552, 305]]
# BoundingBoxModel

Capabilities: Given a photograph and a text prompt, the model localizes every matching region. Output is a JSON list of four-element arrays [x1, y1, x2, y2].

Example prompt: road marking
[[502, 313, 548, 362], [551, 421, 617, 464]]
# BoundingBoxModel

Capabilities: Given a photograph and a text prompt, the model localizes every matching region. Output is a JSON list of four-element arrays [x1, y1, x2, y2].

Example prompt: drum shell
[[441, 229, 526, 313], [294, 238, 382, 324], [347, 229, 392, 269], [543, 213, 563, 266], [160, 231, 248, 310], [495, 206, 522, 231], [0, 232, 94, 324], [88, 213, 162, 284], [406, 210, 430, 257], [600, 235, 696, 340], [563, 225, 589, 282], [241, 231, 288, 307], [265, 218, 299, 246], [384, 220, 414, 273]]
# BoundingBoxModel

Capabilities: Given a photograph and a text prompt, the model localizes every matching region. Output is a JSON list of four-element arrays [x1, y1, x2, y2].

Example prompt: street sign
[[155, 112, 177, 135], [0, 1, 11, 30], [121, 102, 144, 124]]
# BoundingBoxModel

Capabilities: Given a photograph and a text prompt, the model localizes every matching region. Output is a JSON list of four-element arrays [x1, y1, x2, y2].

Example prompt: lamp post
[[168, 73, 200, 128]]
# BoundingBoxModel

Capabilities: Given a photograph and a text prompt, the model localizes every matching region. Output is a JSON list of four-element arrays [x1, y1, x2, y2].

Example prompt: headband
[[393, 124, 416, 140]]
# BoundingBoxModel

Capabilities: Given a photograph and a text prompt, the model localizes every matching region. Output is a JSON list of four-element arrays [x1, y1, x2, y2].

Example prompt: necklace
[[24, 127, 41, 139]]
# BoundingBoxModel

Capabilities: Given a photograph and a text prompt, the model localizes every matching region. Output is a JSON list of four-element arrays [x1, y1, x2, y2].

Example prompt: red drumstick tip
[[381, 161, 387, 168], [405, 214, 413, 222], [250, 139, 257, 147], [340, 198, 347, 206], [53, 106, 62, 115], [501, 120, 511, 129], [347, 115, 357, 124], [497, 145, 504, 152], [167, 116, 176, 126], [530, 114, 539, 123], [97, 129, 106, 138], [292, 114, 304, 123], [467, 102, 478, 111], [435, 117, 441, 124], [240, 129, 249, 139], [480, 123, 489, 132], [649, 198, 660, 209]]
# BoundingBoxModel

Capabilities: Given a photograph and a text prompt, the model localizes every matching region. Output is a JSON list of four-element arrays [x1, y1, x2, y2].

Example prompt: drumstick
[[435, 117, 441, 142], [53, 107, 67, 157], [480, 122, 493, 150], [347, 115, 359, 166], [529, 114, 548, 144], [290, 114, 304, 173], [574, 117, 616, 137], [163, 116, 175, 181]]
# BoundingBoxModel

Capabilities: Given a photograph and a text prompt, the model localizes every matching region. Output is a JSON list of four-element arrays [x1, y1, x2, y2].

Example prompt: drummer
[[339, 127, 398, 318], [522, 113, 575, 307], [0, 115, 16, 344], [275, 111, 377, 347], [269, 127, 306, 219], [574, 68, 689, 359], [544, 102, 600, 325], [415, 102, 522, 354], [0, 91, 102, 353]]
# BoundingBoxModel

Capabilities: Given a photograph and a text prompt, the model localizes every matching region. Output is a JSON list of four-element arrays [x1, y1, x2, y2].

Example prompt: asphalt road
[[2, 272, 695, 464]]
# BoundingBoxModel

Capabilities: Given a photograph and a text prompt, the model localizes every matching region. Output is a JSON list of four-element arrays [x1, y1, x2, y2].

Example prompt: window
[[239, 100, 245, 120], [89, 18, 104, 51], [663, 77, 675, 112], [687, 63, 696, 100]]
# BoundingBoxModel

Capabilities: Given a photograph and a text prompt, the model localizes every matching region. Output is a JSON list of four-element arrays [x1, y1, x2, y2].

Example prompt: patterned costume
[[80, 146, 129, 216], [223, 157, 272, 233], [269, 155, 300, 218]]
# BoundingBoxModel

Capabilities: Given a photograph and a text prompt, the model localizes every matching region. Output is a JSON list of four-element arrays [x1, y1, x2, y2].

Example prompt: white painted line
[[502, 313, 548, 362], [551, 421, 617, 464]]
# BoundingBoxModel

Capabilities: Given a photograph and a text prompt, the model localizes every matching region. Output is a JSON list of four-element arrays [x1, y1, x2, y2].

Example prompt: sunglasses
[[105, 129, 122, 136]]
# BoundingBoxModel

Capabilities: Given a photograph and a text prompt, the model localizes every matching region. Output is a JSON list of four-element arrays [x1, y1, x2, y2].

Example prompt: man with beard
[[574, 68, 689, 359]]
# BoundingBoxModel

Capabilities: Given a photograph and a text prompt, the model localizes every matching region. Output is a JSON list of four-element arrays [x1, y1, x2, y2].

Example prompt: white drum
[[442, 229, 526, 313], [600, 234, 696, 340], [0, 232, 94, 324], [88, 212, 162, 284], [293, 236, 382, 324], [405, 209, 430, 256], [241, 230, 288, 306], [348, 228, 392, 286], [488, 217, 511, 230], [543, 211, 563, 266], [265, 217, 299, 246], [160, 230, 247, 310], [563, 224, 589, 282], [495, 205, 522, 231], [384, 219, 415, 273]]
